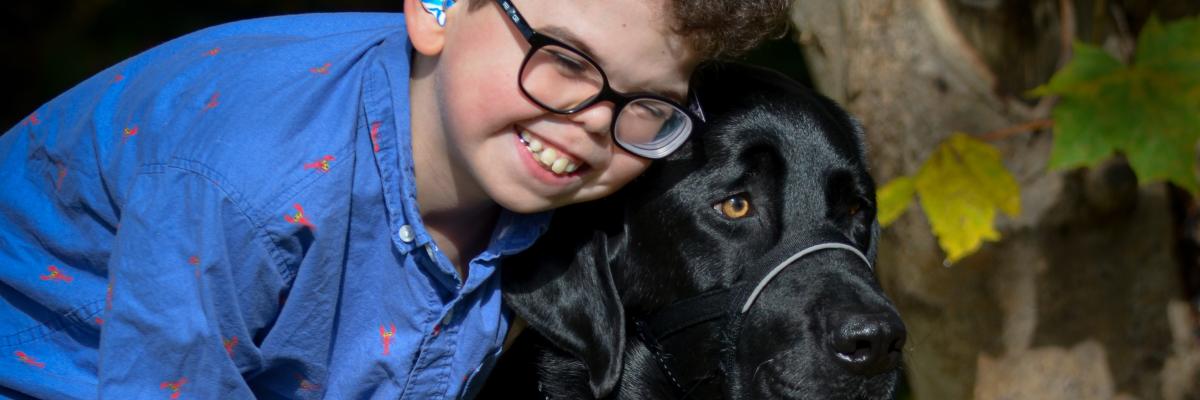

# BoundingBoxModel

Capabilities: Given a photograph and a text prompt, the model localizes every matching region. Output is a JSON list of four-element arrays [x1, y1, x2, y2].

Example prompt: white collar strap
[[739, 243, 871, 314]]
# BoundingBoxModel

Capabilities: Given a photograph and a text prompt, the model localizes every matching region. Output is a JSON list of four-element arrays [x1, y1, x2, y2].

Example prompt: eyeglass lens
[[519, 43, 691, 157]]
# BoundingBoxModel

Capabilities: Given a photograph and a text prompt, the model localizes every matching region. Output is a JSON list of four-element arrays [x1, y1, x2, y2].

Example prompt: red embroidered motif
[[122, 126, 139, 143], [40, 265, 73, 283], [204, 92, 220, 110], [189, 255, 201, 278], [20, 111, 41, 127], [310, 63, 331, 75], [205, 47, 220, 57], [95, 317, 105, 325], [369, 122, 382, 153], [283, 203, 316, 230], [303, 155, 335, 173], [379, 325, 396, 355], [223, 336, 238, 356], [54, 162, 67, 191], [294, 373, 321, 392], [160, 377, 188, 399], [14, 351, 45, 368], [113, 74, 125, 83]]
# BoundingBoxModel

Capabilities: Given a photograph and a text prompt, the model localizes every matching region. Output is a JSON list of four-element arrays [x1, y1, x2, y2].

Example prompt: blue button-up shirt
[[0, 13, 549, 399]]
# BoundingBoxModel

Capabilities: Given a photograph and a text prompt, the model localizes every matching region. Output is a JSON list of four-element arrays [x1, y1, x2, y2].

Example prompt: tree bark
[[789, 0, 1200, 398]]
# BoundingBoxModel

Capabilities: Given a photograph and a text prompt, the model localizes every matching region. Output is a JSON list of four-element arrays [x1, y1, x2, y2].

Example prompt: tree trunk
[[789, 0, 1200, 398]]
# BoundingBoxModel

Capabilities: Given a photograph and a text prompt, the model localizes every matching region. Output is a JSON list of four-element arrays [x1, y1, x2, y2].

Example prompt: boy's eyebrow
[[540, 25, 689, 102], [539, 25, 687, 102], [540, 25, 601, 63]]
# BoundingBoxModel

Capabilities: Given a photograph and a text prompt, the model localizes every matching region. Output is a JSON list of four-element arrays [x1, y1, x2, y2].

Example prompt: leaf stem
[[978, 119, 1056, 142]]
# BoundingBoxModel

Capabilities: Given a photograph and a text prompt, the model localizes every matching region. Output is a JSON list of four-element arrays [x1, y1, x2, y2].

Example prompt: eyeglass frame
[[493, 0, 705, 159]]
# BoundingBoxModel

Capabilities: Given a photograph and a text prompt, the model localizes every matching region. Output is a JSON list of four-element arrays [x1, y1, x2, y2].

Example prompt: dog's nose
[[828, 312, 906, 376]]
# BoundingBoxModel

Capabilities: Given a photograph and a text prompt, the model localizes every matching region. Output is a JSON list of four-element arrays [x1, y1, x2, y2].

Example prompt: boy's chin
[[490, 191, 560, 215], [490, 188, 586, 215]]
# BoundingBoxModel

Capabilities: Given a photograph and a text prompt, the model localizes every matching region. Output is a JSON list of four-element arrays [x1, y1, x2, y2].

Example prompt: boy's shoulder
[[95, 13, 413, 218], [178, 12, 408, 42]]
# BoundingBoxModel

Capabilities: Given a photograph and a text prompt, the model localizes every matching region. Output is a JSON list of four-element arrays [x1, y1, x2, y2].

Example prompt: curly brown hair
[[669, 0, 792, 59], [462, 0, 792, 60]]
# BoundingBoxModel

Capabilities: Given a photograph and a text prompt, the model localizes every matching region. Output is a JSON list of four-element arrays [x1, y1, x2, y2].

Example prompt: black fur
[[480, 62, 904, 399]]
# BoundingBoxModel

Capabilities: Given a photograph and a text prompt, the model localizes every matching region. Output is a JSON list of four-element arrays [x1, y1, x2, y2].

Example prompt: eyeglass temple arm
[[688, 90, 706, 122], [494, 0, 535, 39]]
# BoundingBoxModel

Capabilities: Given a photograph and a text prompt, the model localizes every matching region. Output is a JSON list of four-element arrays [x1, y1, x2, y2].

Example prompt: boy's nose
[[566, 101, 616, 140]]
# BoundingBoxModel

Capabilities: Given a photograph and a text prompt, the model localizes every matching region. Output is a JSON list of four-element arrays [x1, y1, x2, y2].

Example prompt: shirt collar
[[367, 27, 550, 261]]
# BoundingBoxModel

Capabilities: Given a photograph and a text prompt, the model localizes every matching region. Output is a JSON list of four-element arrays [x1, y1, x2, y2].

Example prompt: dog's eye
[[844, 198, 871, 218], [714, 195, 752, 219]]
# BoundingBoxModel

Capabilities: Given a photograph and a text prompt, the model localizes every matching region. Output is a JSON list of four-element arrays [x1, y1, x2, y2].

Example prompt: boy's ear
[[404, 0, 446, 56]]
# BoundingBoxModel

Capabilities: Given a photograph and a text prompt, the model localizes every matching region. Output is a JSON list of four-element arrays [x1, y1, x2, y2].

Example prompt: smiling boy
[[0, 0, 787, 398]]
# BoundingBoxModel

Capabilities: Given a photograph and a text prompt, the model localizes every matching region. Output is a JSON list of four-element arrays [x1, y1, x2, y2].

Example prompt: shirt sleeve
[[98, 162, 286, 399]]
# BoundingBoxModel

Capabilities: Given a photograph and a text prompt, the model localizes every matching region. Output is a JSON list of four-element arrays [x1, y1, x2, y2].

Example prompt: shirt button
[[398, 225, 415, 243], [425, 244, 437, 260]]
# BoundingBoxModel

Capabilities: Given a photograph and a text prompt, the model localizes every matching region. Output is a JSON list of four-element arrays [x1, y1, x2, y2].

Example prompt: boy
[[0, 0, 787, 398]]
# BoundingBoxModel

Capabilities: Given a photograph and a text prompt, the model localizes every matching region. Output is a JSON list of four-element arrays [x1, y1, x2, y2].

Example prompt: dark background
[[2, 0, 810, 128]]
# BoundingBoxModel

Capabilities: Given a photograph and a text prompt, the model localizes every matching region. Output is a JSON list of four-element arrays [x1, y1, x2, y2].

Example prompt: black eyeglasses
[[494, 0, 703, 159]]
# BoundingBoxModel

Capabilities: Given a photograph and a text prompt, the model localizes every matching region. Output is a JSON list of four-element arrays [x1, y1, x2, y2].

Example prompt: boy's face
[[418, 0, 697, 213]]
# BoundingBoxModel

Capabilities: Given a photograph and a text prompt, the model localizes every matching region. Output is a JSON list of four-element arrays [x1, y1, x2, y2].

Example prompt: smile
[[519, 130, 582, 176]]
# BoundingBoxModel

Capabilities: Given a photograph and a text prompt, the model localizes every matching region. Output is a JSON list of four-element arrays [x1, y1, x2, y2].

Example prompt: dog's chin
[[748, 362, 900, 400]]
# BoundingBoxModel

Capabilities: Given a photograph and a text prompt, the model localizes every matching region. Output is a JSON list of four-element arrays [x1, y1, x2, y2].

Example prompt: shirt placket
[[398, 224, 470, 399]]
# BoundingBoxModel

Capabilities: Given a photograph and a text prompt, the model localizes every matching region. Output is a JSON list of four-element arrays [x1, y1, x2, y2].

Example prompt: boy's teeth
[[539, 148, 558, 165], [551, 158, 568, 174], [521, 130, 580, 176]]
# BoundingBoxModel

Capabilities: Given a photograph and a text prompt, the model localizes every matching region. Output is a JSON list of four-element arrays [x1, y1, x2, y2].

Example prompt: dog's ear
[[502, 230, 625, 398], [868, 222, 880, 263]]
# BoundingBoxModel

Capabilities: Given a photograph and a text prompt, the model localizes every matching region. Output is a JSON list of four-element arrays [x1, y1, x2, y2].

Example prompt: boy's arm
[[99, 164, 285, 399]]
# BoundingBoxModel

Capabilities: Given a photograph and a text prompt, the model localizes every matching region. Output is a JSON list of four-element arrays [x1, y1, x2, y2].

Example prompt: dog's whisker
[[750, 357, 778, 383]]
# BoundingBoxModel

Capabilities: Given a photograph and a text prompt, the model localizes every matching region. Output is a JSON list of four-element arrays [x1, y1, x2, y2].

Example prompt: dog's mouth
[[518, 128, 587, 176], [751, 358, 900, 400]]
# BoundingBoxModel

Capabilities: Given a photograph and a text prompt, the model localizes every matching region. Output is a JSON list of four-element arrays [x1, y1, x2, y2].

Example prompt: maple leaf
[[876, 176, 915, 227], [913, 133, 1021, 264], [1032, 16, 1200, 193]]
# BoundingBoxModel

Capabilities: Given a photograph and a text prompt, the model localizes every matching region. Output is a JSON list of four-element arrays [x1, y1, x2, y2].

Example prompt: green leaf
[[1032, 16, 1200, 193], [914, 133, 1021, 264], [877, 176, 916, 227]]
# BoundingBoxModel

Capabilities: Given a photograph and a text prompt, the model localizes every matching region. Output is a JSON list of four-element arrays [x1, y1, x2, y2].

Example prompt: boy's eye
[[545, 48, 590, 75], [714, 194, 752, 219], [632, 102, 668, 120]]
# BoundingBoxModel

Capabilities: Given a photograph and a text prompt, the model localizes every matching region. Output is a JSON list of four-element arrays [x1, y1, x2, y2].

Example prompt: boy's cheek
[[585, 154, 653, 200]]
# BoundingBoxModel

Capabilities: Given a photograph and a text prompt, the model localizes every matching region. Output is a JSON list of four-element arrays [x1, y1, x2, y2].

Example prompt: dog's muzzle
[[632, 240, 873, 396]]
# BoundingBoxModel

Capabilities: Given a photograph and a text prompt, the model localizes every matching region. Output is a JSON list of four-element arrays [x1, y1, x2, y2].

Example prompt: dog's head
[[502, 62, 905, 399]]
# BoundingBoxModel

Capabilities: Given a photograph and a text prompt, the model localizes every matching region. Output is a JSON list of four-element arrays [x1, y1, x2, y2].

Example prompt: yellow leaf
[[877, 176, 916, 227], [914, 133, 1022, 264]]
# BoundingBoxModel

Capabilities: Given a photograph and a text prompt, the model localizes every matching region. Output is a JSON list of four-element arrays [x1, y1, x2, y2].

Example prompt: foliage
[[878, 134, 1021, 264], [1031, 16, 1200, 192], [878, 15, 1199, 265]]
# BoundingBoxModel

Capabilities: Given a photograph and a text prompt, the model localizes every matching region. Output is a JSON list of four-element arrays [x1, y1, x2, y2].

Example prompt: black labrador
[[478, 62, 905, 399]]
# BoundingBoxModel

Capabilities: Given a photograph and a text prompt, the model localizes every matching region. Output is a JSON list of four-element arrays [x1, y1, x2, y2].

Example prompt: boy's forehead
[[526, 0, 697, 99]]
